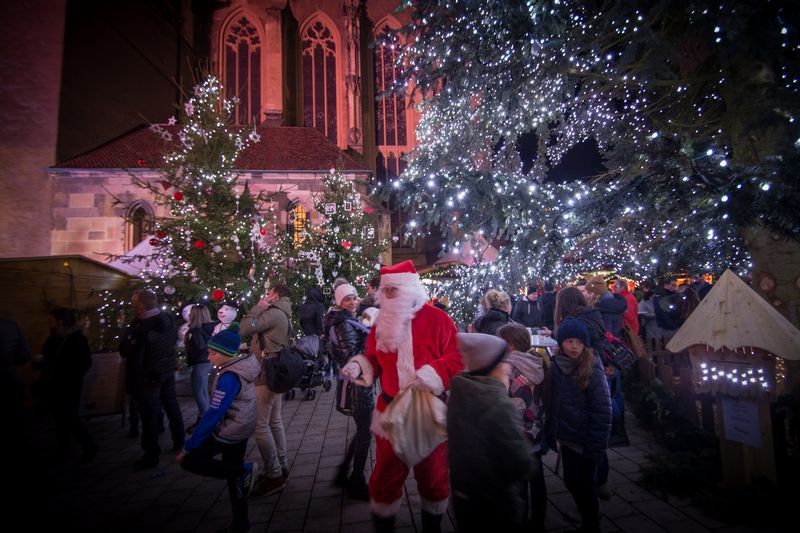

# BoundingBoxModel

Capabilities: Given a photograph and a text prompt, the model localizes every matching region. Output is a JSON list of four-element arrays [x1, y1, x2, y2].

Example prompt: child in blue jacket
[[177, 323, 261, 533], [551, 317, 612, 533]]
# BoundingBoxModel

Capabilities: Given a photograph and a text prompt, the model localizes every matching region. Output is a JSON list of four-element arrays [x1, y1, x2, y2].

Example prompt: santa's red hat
[[380, 260, 420, 287]]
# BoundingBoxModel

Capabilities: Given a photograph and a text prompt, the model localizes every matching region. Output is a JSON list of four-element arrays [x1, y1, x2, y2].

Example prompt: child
[[448, 333, 534, 533], [177, 322, 261, 533], [551, 317, 611, 533], [497, 323, 549, 533]]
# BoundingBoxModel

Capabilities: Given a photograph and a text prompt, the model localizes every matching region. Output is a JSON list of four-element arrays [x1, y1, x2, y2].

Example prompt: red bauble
[[341, 240, 352, 250], [212, 289, 225, 301], [193, 239, 206, 250], [260, 228, 266, 236], [155, 231, 167, 239], [363, 206, 375, 214], [173, 191, 184, 201], [149, 238, 160, 246]]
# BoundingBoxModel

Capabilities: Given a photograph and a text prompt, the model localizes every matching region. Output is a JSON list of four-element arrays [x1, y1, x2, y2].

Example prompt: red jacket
[[363, 304, 463, 402], [618, 289, 639, 335]]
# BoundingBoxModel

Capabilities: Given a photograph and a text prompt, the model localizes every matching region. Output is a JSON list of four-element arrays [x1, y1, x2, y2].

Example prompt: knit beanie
[[334, 283, 358, 306], [585, 276, 609, 296], [556, 317, 590, 349], [207, 321, 242, 357], [457, 333, 508, 375]]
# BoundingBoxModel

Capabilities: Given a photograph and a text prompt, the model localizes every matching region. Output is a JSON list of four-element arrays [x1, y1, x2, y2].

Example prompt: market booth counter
[[0, 255, 132, 417], [667, 269, 800, 485]]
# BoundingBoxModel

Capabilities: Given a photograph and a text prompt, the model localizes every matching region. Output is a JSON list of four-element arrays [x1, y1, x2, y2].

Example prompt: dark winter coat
[[511, 297, 544, 328], [539, 291, 556, 330], [550, 354, 611, 464], [567, 307, 606, 350], [654, 294, 682, 331], [594, 292, 627, 338], [120, 310, 178, 380], [298, 287, 326, 336], [185, 322, 216, 366], [448, 372, 534, 530], [474, 308, 511, 336], [325, 308, 367, 367], [39, 329, 92, 407]]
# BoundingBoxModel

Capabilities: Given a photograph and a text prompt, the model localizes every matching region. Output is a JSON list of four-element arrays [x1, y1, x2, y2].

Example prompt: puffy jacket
[[595, 292, 627, 338], [474, 308, 511, 336], [550, 354, 611, 464], [185, 322, 216, 366], [325, 308, 367, 367], [298, 288, 325, 336], [511, 298, 544, 328]]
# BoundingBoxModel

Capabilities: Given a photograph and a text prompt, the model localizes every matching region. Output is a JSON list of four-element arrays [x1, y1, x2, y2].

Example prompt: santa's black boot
[[421, 511, 443, 533], [372, 514, 395, 533]]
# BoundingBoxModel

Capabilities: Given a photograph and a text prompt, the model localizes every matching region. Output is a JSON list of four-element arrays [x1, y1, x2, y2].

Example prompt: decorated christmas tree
[[289, 167, 389, 295], [382, 0, 800, 322], [129, 75, 285, 305]]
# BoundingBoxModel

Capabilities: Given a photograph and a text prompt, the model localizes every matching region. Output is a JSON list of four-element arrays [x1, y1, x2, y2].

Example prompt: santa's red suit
[[348, 261, 463, 519]]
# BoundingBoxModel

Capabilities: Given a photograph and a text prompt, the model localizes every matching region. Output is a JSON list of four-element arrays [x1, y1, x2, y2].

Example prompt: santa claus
[[342, 261, 463, 532]]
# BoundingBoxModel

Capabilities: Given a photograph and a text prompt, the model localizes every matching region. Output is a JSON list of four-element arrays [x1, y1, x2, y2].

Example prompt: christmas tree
[[382, 0, 800, 322], [289, 167, 388, 295], [129, 75, 285, 305]]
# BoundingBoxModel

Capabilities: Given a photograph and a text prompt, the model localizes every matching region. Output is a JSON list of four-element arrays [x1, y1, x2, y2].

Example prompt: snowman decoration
[[177, 303, 194, 352], [214, 301, 239, 335]]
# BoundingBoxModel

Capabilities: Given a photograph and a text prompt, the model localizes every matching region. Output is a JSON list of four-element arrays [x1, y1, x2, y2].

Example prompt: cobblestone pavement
[[23, 370, 761, 533]]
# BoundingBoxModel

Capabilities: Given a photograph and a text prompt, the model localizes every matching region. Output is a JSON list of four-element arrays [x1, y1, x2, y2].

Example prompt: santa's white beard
[[374, 284, 426, 353]]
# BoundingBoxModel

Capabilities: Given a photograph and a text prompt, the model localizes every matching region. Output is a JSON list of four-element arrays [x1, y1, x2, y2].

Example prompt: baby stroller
[[284, 335, 332, 401]]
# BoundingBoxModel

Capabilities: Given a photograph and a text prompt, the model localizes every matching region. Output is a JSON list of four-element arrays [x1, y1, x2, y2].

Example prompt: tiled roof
[[55, 125, 369, 172]]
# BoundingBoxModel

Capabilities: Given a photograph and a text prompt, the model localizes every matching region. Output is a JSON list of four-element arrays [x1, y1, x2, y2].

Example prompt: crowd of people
[[1, 266, 712, 533]]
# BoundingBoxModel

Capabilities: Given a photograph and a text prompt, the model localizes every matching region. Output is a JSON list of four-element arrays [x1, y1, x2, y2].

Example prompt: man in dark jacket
[[121, 290, 185, 469], [511, 286, 545, 329], [539, 282, 556, 330], [585, 277, 627, 338]]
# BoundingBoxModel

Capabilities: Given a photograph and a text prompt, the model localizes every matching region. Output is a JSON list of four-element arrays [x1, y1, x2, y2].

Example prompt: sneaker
[[597, 483, 611, 500], [236, 463, 258, 499], [250, 475, 285, 498]]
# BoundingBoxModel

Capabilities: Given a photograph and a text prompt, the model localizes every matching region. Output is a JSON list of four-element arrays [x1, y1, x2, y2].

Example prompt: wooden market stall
[[666, 269, 800, 485], [0, 255, 132, 416]]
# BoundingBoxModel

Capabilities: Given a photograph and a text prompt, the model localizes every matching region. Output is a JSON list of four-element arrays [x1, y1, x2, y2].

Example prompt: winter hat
[[222, 300, 240, 309], [379, 260, 420, 287], [585, 276, 609, 296], [207, 321, 242, 357], [556, 317, 590, 349], [457, 333, 508, 375], [360, 307, 380, 328], [334, 283, 358, 306]]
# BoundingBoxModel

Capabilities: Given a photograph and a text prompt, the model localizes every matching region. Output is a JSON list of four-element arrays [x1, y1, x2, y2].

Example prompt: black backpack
[[258, 310, 305, 393]]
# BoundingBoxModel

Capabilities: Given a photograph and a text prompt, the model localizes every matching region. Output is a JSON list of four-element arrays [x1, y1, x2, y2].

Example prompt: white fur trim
[[371, 497, 402, 517], [349, 355, 374, 387], [396, 322, 416, 390], [415, 365, 445, 396], [370, 406, 388, 439], [421, 497, 449, 514], [380, 272, 421, 288]]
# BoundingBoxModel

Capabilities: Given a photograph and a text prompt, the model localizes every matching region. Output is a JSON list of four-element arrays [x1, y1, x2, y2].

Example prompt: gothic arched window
[[374, 28, 408, 178], [126, 202, 153, 251], [223, 15, 262, 124], [302, 21, 338, 143]]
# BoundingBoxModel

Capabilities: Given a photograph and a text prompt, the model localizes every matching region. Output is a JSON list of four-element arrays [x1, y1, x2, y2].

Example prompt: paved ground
[[23, 370, 762, 533]]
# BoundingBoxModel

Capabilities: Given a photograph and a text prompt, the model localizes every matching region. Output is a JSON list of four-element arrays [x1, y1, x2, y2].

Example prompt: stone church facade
[[0, 0, 436, 266]]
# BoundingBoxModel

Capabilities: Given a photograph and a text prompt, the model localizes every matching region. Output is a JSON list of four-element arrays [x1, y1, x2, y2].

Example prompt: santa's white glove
[[408, 365, 445, 396], [341, 361, 362, 380]]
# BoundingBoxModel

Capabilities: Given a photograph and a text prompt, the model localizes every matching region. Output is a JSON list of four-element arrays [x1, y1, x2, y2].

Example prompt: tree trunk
[[742, 226, 800, 328]]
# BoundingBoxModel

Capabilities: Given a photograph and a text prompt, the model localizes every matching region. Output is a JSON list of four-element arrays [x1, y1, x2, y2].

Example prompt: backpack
[[258, 310, 305, 393], [599, 331, 637, 371]]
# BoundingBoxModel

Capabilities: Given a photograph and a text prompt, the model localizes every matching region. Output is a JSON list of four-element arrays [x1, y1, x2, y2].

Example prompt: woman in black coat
[[326, 283, 373, 501]]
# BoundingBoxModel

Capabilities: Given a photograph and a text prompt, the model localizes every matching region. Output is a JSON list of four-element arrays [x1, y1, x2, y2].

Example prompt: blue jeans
[[191, 362, 213, 417]]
